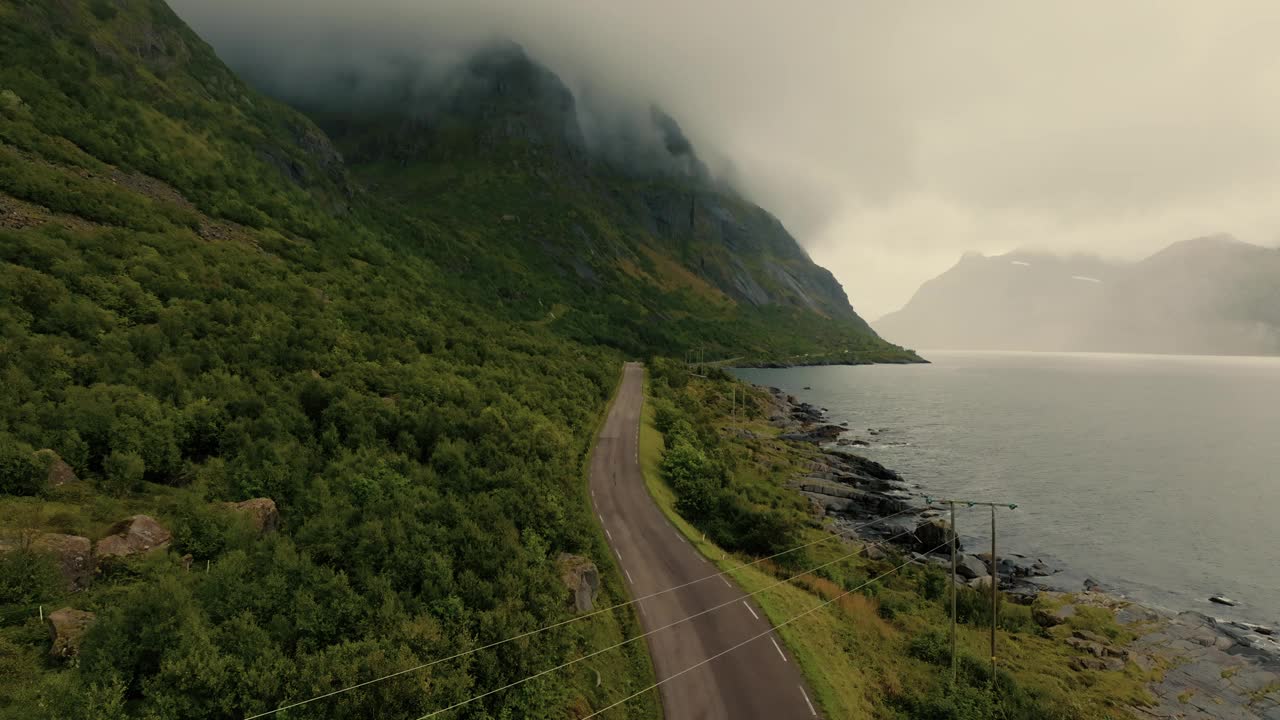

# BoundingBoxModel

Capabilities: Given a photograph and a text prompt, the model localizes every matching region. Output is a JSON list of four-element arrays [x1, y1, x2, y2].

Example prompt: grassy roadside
[[637, 366, 1158, 720], [638, 373, 885, 717]]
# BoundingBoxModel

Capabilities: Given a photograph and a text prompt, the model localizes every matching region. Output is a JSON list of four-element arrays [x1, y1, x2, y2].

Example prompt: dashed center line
[[605, 529, 613, 540], [614, 548, 622, 561], [770, 637, 788, 663], [743, 601, 759, 620], [625, 569, 634, 585], [598, 513, 605, 524], [720, 575, 732, 588], [800, 686, 816, 717]]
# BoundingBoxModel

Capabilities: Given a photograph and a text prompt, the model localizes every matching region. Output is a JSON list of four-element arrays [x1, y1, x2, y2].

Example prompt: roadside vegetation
[[642, 358, 1157, 719]]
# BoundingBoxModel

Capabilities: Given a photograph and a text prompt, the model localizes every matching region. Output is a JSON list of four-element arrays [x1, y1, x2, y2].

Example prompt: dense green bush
[[0, 546, 61, 605], [0, 434, 43, 497]]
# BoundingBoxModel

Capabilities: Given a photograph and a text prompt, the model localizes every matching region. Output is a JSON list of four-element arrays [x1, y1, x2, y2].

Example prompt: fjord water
[[734, 351, 1280, 626]]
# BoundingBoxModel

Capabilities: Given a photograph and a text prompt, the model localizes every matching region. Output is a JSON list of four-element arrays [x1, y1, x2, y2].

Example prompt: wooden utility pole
[[990, 504, 998, 684], [924, 497, 1018, 687], [950, 501, 958, 684]]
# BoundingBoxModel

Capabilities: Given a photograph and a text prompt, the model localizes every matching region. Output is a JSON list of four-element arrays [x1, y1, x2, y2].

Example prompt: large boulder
[[31, 533, 93, 591], [913, 518, 957, 553], [0, 532, 92, 591], [955, 554, 989, 580], [95, 515, 170, 563], [223, 498, 279, 535], [557, 553, 600, 613], [48, 608, 95, 659], [34, 449, 78, 489]]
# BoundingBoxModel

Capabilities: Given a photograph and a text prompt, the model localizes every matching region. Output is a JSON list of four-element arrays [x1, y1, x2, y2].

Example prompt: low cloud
[[171, 0, 1280, 318]]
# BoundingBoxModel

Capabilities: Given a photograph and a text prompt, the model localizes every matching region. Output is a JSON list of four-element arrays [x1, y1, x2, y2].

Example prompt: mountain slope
[[0, 1, 908, 718], [876, 236, 1280, 355], [1, 2, 656, 717], [285, 43, 906, 363]]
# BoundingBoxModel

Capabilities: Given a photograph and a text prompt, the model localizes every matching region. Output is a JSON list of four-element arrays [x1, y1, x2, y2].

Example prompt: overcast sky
[[173, 1, 1280, 319]]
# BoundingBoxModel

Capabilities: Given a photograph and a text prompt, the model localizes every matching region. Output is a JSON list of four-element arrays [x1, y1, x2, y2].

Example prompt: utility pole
[[990, 504, 998, 684], [925, 497, 1019, 687], [949, 501, 957, 685]]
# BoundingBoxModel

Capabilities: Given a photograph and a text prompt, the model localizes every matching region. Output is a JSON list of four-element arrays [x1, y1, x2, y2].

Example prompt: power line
[[580, 538, 957, 719], [245, 506, 924, 719], [410, 523, 936, 719]]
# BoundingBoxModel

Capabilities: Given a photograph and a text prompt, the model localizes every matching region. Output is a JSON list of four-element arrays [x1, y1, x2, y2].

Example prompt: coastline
[[758, 382, 1280, 719]]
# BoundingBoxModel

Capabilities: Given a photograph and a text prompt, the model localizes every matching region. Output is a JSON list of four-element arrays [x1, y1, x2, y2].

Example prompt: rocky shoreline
[[760, 385, 1280, 719]]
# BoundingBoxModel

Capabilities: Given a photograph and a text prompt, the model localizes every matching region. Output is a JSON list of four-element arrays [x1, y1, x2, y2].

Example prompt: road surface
[[589, 362, 822, 719]]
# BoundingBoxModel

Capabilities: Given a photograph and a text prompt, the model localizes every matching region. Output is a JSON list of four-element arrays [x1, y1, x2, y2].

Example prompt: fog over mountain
[[170, 1, 1280, 319], [877, 235, 1280, 355]]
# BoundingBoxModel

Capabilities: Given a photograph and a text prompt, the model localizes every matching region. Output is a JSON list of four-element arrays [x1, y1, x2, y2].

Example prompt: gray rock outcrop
[[48, 608, 94, 659], [223, 498, 280, 535], [557, 553, 600, 613], [34, 449, 78, 489], [95, 515, 171, 563], [0, 532, 93, 591], [913, 518, 957, 553]]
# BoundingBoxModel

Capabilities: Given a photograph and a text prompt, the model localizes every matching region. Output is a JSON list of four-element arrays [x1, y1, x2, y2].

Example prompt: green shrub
[[908, 628, 952, 666], [102, 451, 145, 496], [0, 434, 44, 497], [0, 545, 61, 604]]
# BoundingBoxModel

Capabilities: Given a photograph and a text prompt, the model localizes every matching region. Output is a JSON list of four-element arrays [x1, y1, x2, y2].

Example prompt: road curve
[[589, 362, 821, 720]]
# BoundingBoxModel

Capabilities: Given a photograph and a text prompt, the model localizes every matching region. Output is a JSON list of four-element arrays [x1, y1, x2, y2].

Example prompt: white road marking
[[675, 535, 686, 545], [743, 601, 759, 620], [800, 686, 816, 716], [720, 575, 732, 588], [770, 637, 788, 663], [598, 513, 605, 524], [615, 548, 622, 561], [591, 490, 595, 498], [605, 529, 613, 540], [625, 569, 634, 585]]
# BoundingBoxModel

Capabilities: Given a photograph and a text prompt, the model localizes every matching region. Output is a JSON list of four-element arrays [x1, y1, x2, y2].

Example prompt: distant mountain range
[[876, 235, 1280, 356]]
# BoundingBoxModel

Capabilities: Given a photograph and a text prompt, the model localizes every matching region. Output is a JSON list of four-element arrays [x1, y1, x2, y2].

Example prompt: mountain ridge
[[877, 236, 1280, 355]]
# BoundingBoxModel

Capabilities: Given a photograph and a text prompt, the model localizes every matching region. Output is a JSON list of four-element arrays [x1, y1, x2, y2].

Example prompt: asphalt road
[[589, 362, 822, 720]]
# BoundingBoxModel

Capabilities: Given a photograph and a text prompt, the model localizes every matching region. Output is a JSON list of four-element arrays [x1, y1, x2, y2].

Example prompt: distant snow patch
[[1070, 275, 1103, 283], [1010, 260, 1031, 266]]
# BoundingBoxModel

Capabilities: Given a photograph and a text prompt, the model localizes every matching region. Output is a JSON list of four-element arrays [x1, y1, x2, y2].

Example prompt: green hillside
[[0, 1, 908, 718]]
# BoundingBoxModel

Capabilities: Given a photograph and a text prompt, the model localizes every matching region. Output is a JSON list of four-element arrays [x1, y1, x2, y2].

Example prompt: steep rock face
[[630, 187, 864, 323]]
